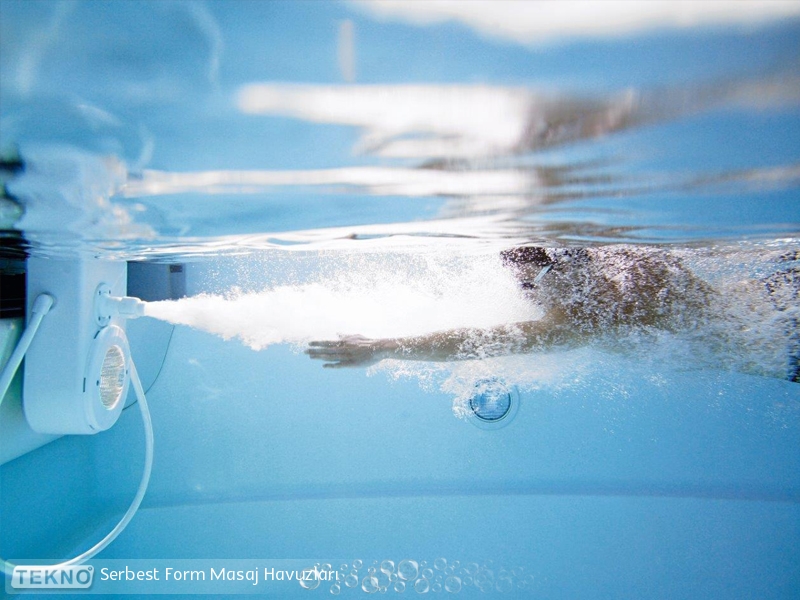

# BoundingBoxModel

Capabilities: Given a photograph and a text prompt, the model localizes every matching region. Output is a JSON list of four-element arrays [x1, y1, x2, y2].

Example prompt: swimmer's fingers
[[305, 346, 346, 357], [305, 345, 375, 365], [305, 350, 353, 363], [306, 335, 388, 369], [308, 340, 343, 348], [322, 360, 360, 369], [305, 345, 365, 357], [308, 334, 372, 349]]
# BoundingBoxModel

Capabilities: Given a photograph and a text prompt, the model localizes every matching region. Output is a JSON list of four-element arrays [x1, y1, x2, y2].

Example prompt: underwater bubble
[[351, 570, 358, 577], [369, 567, 377, 575], [390, 573, 398, 582], [381, 560, 396, 574], [445, 576, 462, 593], [322, 563, 333, 572], [414, 578, 430, 594], [431, 583, 442, 592], [444, 566, 455, 576], [420, 561, 428, 568], [345, 574, 358, 588], [450, 561, 460, 570], [496, 576, 513, 593], [483, 560, 494, 570], [422, 568, 434, 580], [362, 576, 380, 594], [354, 560, 363, 570], [398, 560, 419, 581], [462, 576, 472, 587], [340, 564, 348, 572], [394, 580, 406, 593], [380, 586, 388, 594], [511, 567, 523, 578], [434, 558, 447, 571], [299, 572, 321, 590], [377, 573, 391, 589], [465, 563, 479, 576], [330, 582, 341, 595]]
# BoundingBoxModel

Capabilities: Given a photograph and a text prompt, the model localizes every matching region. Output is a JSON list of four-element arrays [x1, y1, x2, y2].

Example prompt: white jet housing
[[24, 259, 131, 434]]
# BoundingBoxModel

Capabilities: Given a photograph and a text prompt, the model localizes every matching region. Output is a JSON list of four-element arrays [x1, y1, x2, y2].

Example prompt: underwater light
[[468, 378, 519, 429]]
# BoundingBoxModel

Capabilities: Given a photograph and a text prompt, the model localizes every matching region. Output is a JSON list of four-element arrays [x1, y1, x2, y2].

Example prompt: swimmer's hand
[[305, 335, 398, 369]]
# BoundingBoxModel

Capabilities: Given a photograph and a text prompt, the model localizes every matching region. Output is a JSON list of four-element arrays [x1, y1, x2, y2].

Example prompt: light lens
[[99, 344, 126, 410]]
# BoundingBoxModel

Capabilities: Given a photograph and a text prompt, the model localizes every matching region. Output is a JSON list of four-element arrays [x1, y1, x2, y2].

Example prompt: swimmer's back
[[502, 245, 711, 331]]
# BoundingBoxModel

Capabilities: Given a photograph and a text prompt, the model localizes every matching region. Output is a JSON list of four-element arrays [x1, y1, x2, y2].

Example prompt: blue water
[[1, 2, 799, 598]]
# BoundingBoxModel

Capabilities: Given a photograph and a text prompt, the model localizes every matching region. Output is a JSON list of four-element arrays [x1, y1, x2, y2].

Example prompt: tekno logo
[[12, 565, 95, 589]]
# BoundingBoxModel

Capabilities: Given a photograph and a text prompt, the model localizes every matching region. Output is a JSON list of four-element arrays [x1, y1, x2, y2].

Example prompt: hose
[[0, 294, 54, 407], [1, 357, 154, 577]]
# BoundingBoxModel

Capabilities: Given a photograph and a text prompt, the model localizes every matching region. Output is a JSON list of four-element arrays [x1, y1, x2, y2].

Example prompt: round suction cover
[[468, 378, 520, 430], [84, 325, 130, 431]]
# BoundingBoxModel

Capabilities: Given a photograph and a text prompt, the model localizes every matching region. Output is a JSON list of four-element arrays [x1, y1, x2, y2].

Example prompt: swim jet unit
[[0, 258, 152, 577], [24, 258, 144, 434]]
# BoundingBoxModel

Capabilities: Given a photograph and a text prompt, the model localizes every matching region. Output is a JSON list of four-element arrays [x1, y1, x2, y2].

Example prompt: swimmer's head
[[501, 246, 552, 268]]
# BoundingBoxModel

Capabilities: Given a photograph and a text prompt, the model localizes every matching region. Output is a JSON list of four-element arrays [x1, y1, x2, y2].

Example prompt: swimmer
[[306, 245, 800, 382]]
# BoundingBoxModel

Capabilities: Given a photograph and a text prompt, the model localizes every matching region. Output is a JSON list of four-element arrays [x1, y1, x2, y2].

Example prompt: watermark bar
[[6, 560, 344, 595], [5, 557, 530, 595]]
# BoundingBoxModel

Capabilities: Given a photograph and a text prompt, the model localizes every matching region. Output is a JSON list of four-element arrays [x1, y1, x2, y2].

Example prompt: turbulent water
[[145, 252, 537, 348], [142, 242, 799, 412]]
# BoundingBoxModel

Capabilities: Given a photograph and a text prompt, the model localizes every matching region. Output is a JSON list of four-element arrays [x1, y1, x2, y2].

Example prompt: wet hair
[[500, 246, 553, 268]]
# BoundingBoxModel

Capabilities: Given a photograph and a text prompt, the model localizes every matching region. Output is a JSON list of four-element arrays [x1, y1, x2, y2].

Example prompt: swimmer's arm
[[389, 309, 576, 361], [307, 310, 578, 367]]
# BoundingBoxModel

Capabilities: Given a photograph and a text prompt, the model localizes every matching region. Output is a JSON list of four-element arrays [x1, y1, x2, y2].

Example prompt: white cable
[[1, 357, 154, 577], [0, 294, 54, 408]]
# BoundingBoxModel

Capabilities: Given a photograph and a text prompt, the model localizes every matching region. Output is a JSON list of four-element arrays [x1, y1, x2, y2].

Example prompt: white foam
[[145, 252, 537, 350]]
